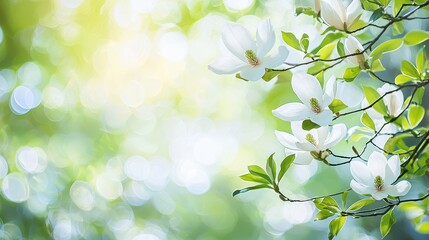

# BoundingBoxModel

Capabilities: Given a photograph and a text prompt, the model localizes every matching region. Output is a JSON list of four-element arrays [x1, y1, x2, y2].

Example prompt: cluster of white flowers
[[209, 2, 411, 201]]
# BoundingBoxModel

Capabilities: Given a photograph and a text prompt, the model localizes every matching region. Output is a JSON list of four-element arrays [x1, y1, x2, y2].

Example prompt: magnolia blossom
[[321, 0, 363, 31], [315, 0, 321, 13], [350, 152, 411, 200], [362, 84, 404, 148], [273, 73, 336, 126], [208, 19, 288, 81], [344, 36, 368, 69], [275, 121, 347, 164], [336, 80, 363, 108]]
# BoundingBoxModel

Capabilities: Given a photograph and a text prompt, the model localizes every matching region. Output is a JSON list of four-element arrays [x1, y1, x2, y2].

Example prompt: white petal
[[322, 75, 337, 107], [291, 121, 308, 142], [263, 46, 288, 69], [240, 65, 266, 81], [387, 155, 401, 179], [335, 81, 363, 108], [293, 151, 314, 165], [350, 160, 373, 186], [378, 84, 404, 117], [371, 191, 388, 200], [275, 131, 301, 151], [321, 0, 346, 30], [296, 142, 318, 151], [384, 163, 396, 186], [256, 19, 275, 58], [309, 109, 333, 126], [316, 126, 329, 148], [385, 181, 411, 197], [350, 180, 372, 195], [208, 56, 247, 74], [372, 135, 391, 150], [323, 123, 347, 149], [368, 152, 387, 179], [344, 36, 364, 65], [346, 0, 363, 27], [222, 23, 256, 62], [272, 103, 312, 122], [292, 73, 324, 108]]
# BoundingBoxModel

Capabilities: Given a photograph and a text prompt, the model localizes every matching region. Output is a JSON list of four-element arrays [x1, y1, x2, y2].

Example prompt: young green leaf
[[395, 74, 414, 85], [341, 191, 349, 209], [392, 21, 404, 36], [369, 8, 384, 22], [346, 198, 375, 211], [401, 60, 420, 79], [317, 42, 337, 59], [232, 184, 272, 197], [248, 165, 272, 184], [337, 41, 345, 57], [362, 85, 388, 115], [262, 70, 282, 82], [328, 217, 347, 240], [316, 209, 335, 221], [266, 153, 277, 183], [404, 30, 429, 46], [240, 173, 271, 184], [371, 59, 386, 72], [300, 33, 310, 52], [416, 48, 426, 74], [370, 38, 403, 61], [408, 105, 425, 128], [416, 222, 429, 234], [311, 32, 343, 54], [329, 99, 348, 113], [380, 208, 396, 238], [278, 154, 295, 182], [361, 112, 376, 131], [413, 87, 425, 105], [282, 32, 302, 51], [344, 67, 361, 82], [302, 119, 320, 131]]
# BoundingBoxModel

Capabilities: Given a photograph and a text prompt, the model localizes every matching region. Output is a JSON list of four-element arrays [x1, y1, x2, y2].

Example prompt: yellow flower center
[[245, 50, 259, 66], [310, 98, 322, 113], [374, 176, 384, 191], [305, 133, 317, 146]]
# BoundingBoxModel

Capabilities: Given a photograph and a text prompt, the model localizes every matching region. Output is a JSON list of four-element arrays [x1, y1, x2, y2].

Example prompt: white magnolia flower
[[321, 0, 363, 31], [344, 35, 368, 69], [350, 152, 411, 200], [363, 83, 404, 123], [275, 121, 347, 164], [208, 19, 288, 81], [273, 73, 336, 126]]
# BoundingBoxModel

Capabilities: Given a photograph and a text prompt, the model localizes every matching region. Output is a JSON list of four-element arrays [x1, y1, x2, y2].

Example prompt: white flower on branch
[[275, 121, 347, 164], [273, 73, 336, 126], [350, 152, 411, 200], [344, 35, 368, 69], [208, 19, 288, 81], [320, 0, 363, 31]]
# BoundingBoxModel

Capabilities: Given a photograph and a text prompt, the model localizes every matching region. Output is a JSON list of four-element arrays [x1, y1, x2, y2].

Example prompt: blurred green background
[[0, 0, 427, 239]]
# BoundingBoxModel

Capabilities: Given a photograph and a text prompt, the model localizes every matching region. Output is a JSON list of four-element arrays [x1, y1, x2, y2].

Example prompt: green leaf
[[395, 74, 415, 85], [316, 210, 335, 221], [401, 60, 420, 79], [408, 105, 425, 128], [416, 222, 429, 234], [240, 173, 271, 184], [248, 165, 272, 184], [371, 59, 385, 72], [370, 38, 403, 61], [404, 30, 429, 46], [346, 198, 375, 211], [300, 33, 310, 52], [392, 21, 404, 36], [262, 70, 282, 82], [414, 87, 425, 105], [379, 0, 392, 6], [317, 42, 337, 59], [370, 8, 384, 22], [302, 119, 320, 131], [232, 184, 271, 197], [311, 32, 344, 54], [344, 67, 361, 82], [328, 217, 347, 240], [362, 85, 388, 115], [295, 7, 318, 18], [329, 99, 348, 113], [361, 112, 376, 131], [416, 48, 426, 74], [278, 154, 295, 182], [337, 41, 345, 57], [348, 19, 367, 32], [380, 208, 396, 238], [341, 191, 349, 209], [282, 32, 302, 51], [266, 153, 276, 183]]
